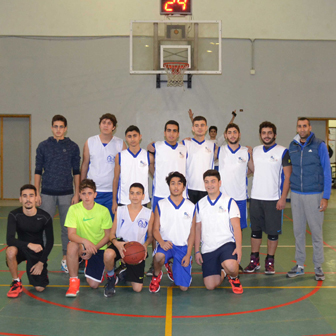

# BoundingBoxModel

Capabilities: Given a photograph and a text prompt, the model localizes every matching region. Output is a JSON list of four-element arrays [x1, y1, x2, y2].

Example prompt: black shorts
[[6, 246, 49, 288], [188, 189, 208, 204], [201, 242, 237, 278], [107, 241, 145, 284], [249, 199, 283, 235]]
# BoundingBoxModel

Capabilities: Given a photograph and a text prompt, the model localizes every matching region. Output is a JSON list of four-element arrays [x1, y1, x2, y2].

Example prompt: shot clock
[[160, 0, 192, 15]]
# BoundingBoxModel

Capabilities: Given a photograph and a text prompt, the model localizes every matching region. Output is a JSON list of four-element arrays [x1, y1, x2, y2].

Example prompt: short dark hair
[[20, 184, 37, 196], [203, 169, 221, 181], [298, 117, 310, 126], [164, 120, 179, 132], [129, 182, 144, 193], [225, 123, 240, 133], [259, 121, 277, 135], [79, 179, 96, 193], [192, 116, 207, 125], [125, 125, 141, 135], [166, 171, 186, 187], [52, 115, 67, 127], [209, 126, 217, 133], [99, 113, 117, 127]]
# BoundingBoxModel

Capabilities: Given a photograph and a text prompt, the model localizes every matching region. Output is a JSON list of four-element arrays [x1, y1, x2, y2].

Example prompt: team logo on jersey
[[218, 206, 226, 213], [179, 152, 185, 158], [238, 157, 246, 163], [107, 155, 115, 163], [138, 219, 148, 228], [269, 156, 278, 162], [139, 160, 147, 167], [120, 219, 125, 227], [205, 147, 212, 153], [183, 212, 191, 219]]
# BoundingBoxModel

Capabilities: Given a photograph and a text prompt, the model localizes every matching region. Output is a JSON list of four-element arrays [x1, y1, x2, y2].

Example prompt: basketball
[[123, 241, 146, 265]]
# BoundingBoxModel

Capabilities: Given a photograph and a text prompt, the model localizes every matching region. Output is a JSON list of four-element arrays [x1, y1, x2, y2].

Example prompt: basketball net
[[163, 62, 189, 87]]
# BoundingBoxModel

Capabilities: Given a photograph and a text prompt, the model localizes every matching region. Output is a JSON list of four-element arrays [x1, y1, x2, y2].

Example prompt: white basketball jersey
[[158, 197, 195, 246], [196, 193, 240, 254], [251, 144, 286, 201], [183, 139, 215, 191], [117, 149, 150, 205], [153, 141, 187, 198], [116, 205, 151, 244], [218, 145, 249, 201], [87, 135, 124, 192]]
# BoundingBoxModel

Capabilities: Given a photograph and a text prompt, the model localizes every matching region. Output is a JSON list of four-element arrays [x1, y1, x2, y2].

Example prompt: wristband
[[195, 251, 200, 254]]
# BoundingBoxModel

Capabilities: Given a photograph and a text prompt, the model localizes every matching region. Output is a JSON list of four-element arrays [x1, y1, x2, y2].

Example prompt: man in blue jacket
[[34, 115, 80, 273], [287, 117, 332, 281]]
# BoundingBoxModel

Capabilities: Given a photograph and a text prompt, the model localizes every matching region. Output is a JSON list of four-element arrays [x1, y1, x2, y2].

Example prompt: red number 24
[[165, 0, 188, 12]]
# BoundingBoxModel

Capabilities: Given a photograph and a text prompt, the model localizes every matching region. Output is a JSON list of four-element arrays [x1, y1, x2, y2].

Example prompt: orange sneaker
[[228, 276, 243, 294], [66, 278, 80, 297], [7, 280, 23, 298]]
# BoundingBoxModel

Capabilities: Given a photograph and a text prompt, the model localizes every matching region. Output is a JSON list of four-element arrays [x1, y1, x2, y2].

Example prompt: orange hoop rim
[[163, 62, 189, 70]]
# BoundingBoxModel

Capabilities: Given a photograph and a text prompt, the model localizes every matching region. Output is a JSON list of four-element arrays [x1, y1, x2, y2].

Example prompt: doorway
[[0, 115, 31, 200]]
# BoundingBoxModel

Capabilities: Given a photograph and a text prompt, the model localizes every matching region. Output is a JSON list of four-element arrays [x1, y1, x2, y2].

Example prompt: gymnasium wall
[[1, 36, 336, 183], [1, 0, 336, 39]]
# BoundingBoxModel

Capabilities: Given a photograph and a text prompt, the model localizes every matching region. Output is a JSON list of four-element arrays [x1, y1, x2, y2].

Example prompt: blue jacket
[[35, 137, 80, 196], [289, 132, 331, 199]]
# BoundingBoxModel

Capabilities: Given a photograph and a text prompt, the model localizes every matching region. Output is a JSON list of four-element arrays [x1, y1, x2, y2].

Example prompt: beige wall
[[1, 0, 336, 39]]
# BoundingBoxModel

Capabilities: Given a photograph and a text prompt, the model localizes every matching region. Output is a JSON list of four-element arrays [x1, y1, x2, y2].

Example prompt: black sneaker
[[104, 275, 116, 298], [115, 263, 127, 283], [146, 262, 154, 277]]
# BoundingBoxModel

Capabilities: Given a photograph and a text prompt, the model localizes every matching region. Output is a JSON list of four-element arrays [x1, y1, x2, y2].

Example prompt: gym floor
[[0, 191, 336, 336]]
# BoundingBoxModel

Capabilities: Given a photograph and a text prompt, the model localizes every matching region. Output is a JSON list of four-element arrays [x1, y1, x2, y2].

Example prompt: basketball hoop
[[163, 62, 189, 87]]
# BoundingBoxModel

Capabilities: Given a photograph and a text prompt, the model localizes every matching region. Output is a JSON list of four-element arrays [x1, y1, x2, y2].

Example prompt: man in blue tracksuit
[[287, 117, 332, 281]]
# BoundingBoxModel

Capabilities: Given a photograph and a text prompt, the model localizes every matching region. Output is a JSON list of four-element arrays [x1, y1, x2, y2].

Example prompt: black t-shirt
[[282, 150, 292, 167], [6, 207, 54, 264]]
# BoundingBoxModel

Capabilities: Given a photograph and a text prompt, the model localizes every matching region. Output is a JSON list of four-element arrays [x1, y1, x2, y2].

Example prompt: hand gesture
[[30, 261, 44, 275]]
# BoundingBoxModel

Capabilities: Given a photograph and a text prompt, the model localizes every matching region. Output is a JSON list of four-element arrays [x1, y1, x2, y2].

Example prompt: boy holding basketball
[[64, 179, 112, 297], [103, 183, 154, 297], [149, 172, 196, 293], [195, 170, 243, 294]]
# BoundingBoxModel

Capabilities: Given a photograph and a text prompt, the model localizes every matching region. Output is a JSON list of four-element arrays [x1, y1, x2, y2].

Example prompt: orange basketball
[[123, 241, 146, 265]]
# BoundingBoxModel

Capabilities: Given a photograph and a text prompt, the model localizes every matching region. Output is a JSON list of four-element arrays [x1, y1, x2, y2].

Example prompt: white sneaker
[[61, 260, 69, 273]]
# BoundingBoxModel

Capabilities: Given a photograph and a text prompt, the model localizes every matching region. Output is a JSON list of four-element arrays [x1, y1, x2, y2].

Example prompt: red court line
[[174, 281, 323, 318], [0, 246, 7, 253], [283, 213, 336, 253], [305, 334, 336, 336], [22, 287, 165, 318], [0, 333, 44, 336], [21, 281, 323, 319]]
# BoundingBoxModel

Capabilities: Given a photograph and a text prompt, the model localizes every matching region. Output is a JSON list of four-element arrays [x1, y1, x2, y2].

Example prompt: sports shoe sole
[[244, 265, 261, 273], [7, 287, 23, 298], [66, 290, 79, 298], [265, 270, 275, 275], [149, 285, 160, 293], [286, 272, 304, 278], [315, 275, 325, 281]]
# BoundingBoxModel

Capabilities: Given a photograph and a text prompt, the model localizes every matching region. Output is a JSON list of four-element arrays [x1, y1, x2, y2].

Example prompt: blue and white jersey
[[183, 139, 215, 191], [87, 135, 124, 192], [196, 193, 240, 254], [251, 144, 287, 201], [218, 145, 249, 201], [118, 148, 150, 205], [152, 141, 187, 198], [157, 197, 195, 246], [116, 205, 151, 244]]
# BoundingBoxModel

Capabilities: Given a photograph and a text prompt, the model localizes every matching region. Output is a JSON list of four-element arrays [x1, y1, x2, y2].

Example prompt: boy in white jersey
[[244, 121, 292, 275], [149, 172, 196, 293], [146, 120, 187, 278], [195, 170, 243, 294], [218, 123, 254, 231], [64, 179, 112, 297], [81, 113, 127, 219], [103, 183, 154, 297], [183, 116, 217, 204], [112, 125, 153, 214]]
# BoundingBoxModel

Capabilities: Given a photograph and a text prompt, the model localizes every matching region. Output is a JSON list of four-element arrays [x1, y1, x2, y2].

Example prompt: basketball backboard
[[130, 21, 222, 75]]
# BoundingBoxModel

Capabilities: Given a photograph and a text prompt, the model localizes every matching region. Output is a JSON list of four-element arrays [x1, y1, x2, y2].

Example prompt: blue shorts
[[85, 249, 105, 283], [95, 192, 114, 221], [155, 243, 192, 287], [151, 196, 164, 213], [236, 199, 247, 230], [202, 242, 237, 278]]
